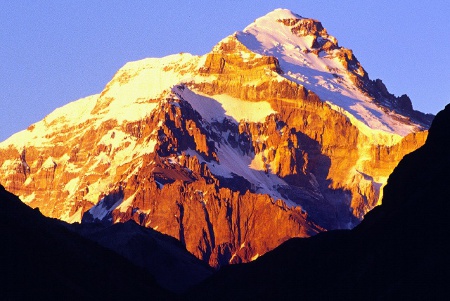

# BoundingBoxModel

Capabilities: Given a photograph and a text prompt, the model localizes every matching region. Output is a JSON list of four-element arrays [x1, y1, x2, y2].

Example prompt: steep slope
[[0, 8, 432, 267], [0, 184, 172, 300], [187, 104, 450, 300]]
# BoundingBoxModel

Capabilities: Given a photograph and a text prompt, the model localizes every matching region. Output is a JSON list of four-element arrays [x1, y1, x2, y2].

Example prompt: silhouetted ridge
[[0, 185, 172, 300], [65, 220, 213, 293]]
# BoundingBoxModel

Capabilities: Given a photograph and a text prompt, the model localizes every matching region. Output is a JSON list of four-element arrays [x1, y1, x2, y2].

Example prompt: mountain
[[0, 9, 433, 267], [186, 103, 450, 300], [0, 184, 173, 300]]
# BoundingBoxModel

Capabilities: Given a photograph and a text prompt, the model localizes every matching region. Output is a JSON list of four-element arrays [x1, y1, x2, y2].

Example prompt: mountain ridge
[[0, 184, 174, 300]]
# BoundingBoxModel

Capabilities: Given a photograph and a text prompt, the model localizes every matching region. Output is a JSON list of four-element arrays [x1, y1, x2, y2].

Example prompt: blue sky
[[1, 1, 449, 141]]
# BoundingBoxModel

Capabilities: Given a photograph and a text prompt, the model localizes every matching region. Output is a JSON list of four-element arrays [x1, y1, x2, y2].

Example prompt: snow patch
[[174, 86, 276, 123], [42, 157, 57, 169], [185, 143, 294, 207], [20, 191, 35, 204], [65, 207, 83, 224], [0, 94, 99, 147], [64, 177, 80, 198], [117, 193, 137, 213], [251, 253, 260, 261], [326, 102, 403, 146], [87, 194, 123, 221]]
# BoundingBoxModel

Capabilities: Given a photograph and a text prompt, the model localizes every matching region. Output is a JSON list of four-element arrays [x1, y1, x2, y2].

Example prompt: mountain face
[[0, 9, 433, 267], [187, 104, 450, 300]]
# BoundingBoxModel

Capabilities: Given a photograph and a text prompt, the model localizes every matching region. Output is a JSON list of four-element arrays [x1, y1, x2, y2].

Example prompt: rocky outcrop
[[113, 175, 318, 267], [200, 37, 282, 76]]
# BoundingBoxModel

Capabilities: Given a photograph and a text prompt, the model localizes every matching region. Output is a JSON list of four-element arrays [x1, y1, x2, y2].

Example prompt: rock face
[[186, 104, 450, 301], [0, 9, 433, 267]]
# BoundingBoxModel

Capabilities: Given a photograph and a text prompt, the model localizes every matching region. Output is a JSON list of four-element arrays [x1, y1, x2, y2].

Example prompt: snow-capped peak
[[259, 8, 304, 21], [235, 8, 424, 138]]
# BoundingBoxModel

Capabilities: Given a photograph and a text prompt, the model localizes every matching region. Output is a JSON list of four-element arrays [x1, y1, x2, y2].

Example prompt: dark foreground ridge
[[0, 185, 174, 300], [64, 220, 213, 293], [187, 104, 450, 300]]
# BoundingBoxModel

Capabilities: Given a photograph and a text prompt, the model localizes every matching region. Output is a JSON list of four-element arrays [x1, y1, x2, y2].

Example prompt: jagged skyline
[[1, 1, 449, 141]]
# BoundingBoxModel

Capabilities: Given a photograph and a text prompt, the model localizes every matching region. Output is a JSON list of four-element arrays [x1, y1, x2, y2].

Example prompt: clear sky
[[1, 1, 449, 142]]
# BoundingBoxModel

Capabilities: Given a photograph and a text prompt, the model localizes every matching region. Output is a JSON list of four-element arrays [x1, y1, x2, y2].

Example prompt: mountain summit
[[0, 9, 433, 267], [237, 9, 431, 134]]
